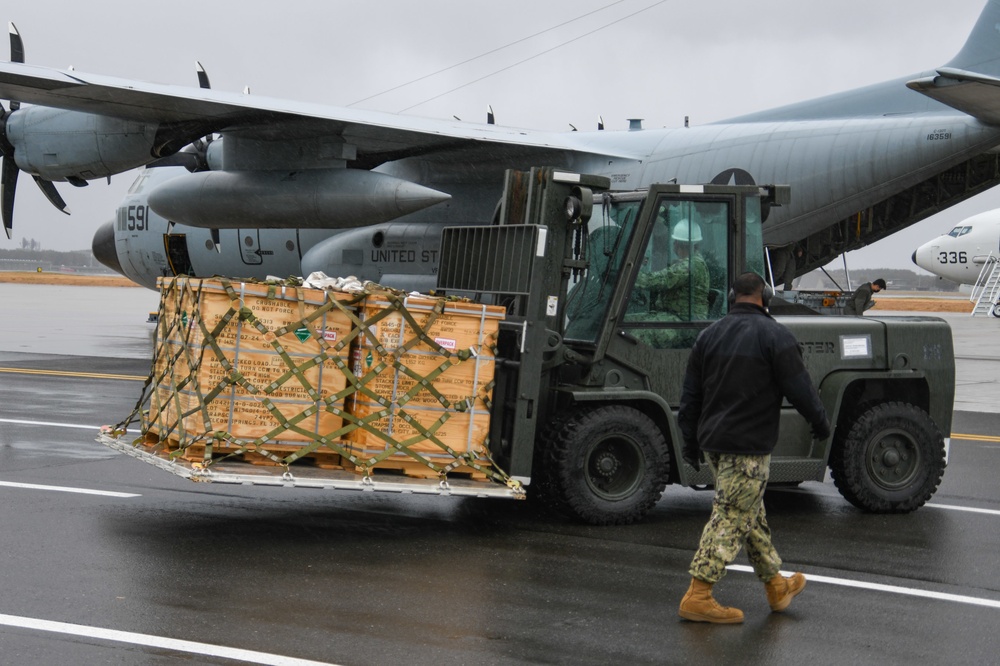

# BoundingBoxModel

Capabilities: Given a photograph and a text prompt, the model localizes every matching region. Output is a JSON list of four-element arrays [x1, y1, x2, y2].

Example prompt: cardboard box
[[146, 278, 360, 456], [144, 280, 507, 478], [345, 294, 504, 471]]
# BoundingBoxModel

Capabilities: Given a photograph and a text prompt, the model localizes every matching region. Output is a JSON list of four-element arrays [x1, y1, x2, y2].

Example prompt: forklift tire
[[538, 405, 669, 525], [829, 402, 945, 513]]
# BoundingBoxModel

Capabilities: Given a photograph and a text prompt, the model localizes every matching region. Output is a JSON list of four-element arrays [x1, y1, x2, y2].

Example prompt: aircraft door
[[164, 234, 194, 276], [239, 229, 263, 265]]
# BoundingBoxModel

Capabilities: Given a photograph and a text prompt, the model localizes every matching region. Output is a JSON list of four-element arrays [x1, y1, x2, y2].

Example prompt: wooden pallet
[[342, 457, 491, 481], [151, 435, 492, 480], [155, 438, 345, 469]]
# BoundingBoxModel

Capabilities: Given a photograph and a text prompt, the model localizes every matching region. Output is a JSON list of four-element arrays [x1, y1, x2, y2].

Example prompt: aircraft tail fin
[[907, 0, 1000, 125], [943, 1, 1000, 77]]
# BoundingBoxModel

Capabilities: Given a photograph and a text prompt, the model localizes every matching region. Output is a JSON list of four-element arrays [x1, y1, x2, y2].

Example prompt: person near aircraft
[[635, 219, 710, 321], [844, 278, 886, 315], [767, 243, 803, 291], [677, 272, 831, 624]]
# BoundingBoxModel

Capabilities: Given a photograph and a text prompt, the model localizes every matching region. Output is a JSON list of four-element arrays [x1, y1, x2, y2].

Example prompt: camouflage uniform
[[688, 453, 782, 584], [639, 252, 710, 320]]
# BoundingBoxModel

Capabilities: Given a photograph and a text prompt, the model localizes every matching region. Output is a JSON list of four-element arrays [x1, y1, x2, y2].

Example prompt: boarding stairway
[[970, 252, 1000, 317]]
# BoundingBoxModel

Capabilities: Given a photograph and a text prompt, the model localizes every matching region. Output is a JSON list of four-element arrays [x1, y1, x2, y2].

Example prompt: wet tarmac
[[0, 283, 998, 665]]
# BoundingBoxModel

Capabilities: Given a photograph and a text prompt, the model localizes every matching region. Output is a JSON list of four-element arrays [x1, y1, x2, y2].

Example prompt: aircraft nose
[[92, 220, 124, 275], [912, 241, 936, 272]]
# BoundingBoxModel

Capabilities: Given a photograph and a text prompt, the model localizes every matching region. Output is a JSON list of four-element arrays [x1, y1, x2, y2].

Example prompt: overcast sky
[[2, 0, 994, 270]]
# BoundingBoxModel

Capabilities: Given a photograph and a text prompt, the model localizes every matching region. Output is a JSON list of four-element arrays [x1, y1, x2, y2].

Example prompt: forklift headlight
[[565, 186, 593, 223], [564, 196, 583, 221]]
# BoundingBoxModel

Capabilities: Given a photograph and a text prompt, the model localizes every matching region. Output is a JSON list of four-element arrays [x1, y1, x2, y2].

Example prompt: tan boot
[[678, 578, 744, 624], [765, 572, 806, 612]]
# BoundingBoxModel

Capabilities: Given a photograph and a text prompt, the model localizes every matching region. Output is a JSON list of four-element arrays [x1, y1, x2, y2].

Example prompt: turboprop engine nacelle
[[146, 169, 452, 229], [6, 107, 159, 181]]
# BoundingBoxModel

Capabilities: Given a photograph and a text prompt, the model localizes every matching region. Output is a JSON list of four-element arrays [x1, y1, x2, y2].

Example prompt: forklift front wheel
[[540, 405, 670, 525]]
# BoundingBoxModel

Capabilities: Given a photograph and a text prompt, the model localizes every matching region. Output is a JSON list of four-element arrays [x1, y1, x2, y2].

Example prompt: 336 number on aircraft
[[937, 251, 967, 264]]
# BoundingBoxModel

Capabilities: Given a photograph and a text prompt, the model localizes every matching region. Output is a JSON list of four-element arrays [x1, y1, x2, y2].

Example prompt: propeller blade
[[196, 61, 211, 89], [0, 101, 10, 156], [9, 22, 24, 64], [1, 156, 18, 239], [33, 176, 70, 215], [8, 23, 23, 112]]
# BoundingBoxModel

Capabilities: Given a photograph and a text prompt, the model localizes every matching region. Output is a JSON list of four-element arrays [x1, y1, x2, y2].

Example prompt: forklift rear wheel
[[829, 402, 945, 513]]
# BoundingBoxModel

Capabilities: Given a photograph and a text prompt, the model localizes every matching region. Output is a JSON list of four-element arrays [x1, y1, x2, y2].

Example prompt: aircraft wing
[[0, 62, 637, 169], [906, 67, 1000, 127]]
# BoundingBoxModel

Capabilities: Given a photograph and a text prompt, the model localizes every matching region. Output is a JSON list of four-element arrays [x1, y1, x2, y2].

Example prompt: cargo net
[[112, 276, 514, 486]]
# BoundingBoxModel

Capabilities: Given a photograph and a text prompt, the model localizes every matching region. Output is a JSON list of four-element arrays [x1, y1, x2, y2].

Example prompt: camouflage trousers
[[688, 453, 782, 584]]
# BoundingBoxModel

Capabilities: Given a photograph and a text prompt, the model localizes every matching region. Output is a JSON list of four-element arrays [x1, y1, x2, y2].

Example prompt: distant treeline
[[0, 248, 111, 273], [800, 268, 961, 292], [0, 248, 94, 264]]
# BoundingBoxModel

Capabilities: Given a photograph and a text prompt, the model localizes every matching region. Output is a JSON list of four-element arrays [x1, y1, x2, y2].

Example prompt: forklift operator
[[636, 219, 710, 321]]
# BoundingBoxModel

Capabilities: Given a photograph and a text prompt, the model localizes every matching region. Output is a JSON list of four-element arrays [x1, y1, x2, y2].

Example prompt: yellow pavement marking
[[952, 432, 1000, 443], [0, 367, 145, 382]]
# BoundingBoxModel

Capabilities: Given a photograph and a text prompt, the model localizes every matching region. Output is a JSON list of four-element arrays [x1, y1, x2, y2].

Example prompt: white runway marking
[[0, 417, 105, 431], [0, 613, 339, 665], [769, 488, 1000, 517], [0, 481, 140, 498], [727, 565, 1000, 609], [926, 503, 1000, 516], [0, 417, 137, 432]]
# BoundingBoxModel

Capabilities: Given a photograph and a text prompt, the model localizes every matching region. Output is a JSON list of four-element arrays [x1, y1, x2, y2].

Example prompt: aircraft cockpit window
[[127, 171, 151, 194], [948, 225, 972, 237], [622, 196, 729, 349], [959, 226, 973, 236]]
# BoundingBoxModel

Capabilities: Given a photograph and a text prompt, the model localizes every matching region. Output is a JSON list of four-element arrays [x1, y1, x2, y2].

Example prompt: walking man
[[677, 272, 831, 623]]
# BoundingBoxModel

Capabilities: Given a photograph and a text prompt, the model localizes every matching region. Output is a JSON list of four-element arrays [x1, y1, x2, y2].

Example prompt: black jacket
[[678, 302, 830, 455]]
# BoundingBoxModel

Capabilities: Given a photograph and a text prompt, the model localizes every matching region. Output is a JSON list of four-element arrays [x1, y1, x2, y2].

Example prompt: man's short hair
[[733, 272, 766, 298], [873, 278, 887, 289]]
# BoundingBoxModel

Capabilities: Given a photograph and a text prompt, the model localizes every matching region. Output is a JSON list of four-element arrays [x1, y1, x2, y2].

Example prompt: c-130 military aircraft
[[4, 2, 1000, 289]]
